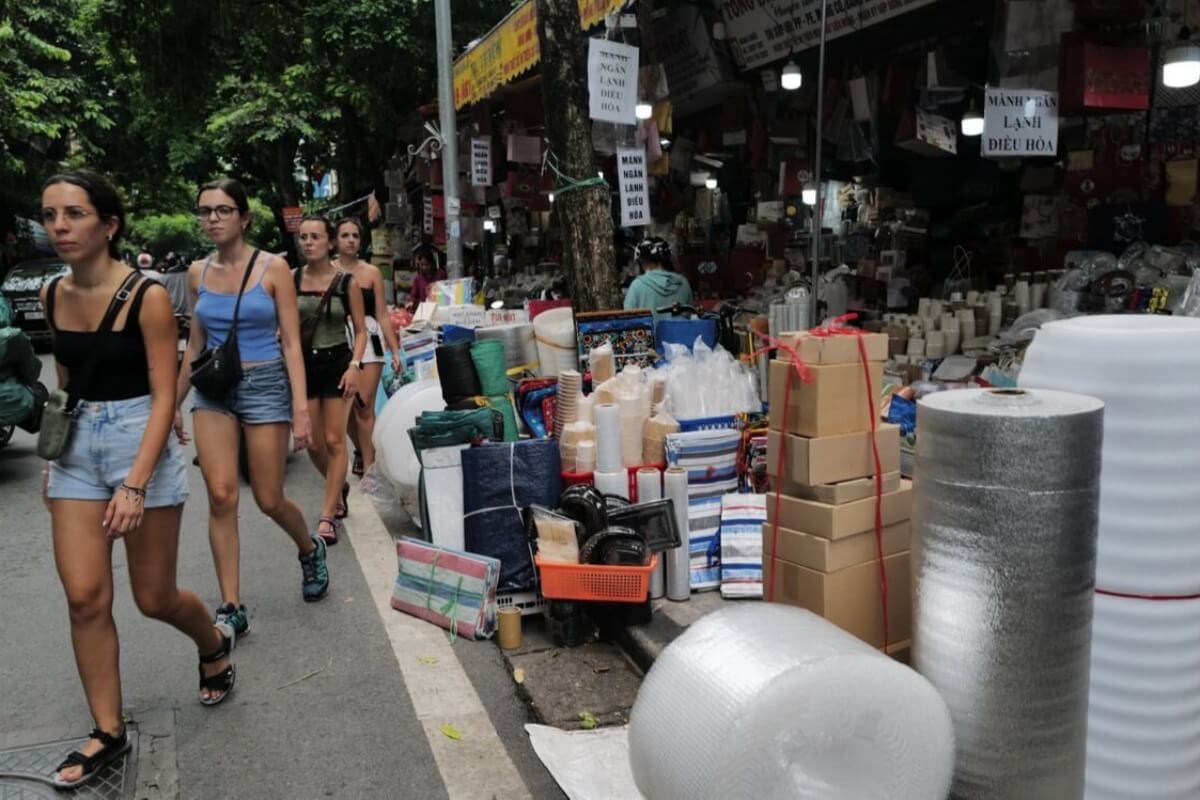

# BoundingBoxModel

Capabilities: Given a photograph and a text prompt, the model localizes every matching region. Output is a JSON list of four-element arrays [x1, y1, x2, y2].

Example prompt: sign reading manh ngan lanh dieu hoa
[[983, 89, 1059, 158], [617, 147, 650, 228]]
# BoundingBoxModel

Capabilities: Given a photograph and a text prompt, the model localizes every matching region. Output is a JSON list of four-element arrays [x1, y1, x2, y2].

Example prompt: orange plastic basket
[[535, 554, 658, 603]]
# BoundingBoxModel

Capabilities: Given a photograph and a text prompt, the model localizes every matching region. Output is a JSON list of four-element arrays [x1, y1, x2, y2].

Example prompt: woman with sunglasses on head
[[294, 215, 368, 543], [38, 170, 235, 790], [332, 217, 400, 477], [175, 179, 330, 641]]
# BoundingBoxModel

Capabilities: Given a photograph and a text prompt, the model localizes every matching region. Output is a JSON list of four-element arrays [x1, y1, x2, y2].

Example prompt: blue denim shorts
[[48, 395, 189, 508], [192, 359, 293, 424]]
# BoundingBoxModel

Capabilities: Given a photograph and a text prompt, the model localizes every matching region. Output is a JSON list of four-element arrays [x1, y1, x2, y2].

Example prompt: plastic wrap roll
[[915, 388, 1103, 799], [638, 468, 665, 598], [1019, 315, 1200, 799], [594, 469, 628, 500], [476, 323, 539, 373], [532, 306, 577, 378], [594, 403, 622, 473], [664, 467, 691, 601], [628, 605, 954, 800]]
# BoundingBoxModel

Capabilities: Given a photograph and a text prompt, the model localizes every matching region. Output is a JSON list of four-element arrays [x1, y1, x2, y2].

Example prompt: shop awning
[[453, 0, 628, 110]]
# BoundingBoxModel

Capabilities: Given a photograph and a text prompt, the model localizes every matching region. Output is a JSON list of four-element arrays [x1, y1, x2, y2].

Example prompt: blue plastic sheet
[[887, 394, 918, 436]]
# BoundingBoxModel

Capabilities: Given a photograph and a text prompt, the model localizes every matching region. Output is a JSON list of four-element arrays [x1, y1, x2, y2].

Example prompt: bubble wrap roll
[[914, 388, 1103, 800], [628, 605, 954, 800]]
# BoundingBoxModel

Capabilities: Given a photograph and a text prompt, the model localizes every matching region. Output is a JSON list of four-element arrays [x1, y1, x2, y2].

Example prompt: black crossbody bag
[[190, 250, 259, 400]]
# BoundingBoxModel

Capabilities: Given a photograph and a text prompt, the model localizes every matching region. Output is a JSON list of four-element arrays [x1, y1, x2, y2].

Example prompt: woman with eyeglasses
[[175, 179, 331, 643], [37, 170, 235, 790], [332, 217, 400, 477], [294, 215, 367, 543]]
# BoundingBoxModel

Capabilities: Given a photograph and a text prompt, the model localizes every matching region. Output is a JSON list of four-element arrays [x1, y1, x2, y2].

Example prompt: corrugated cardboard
[[768, 360, 885, 437], [767, 427, 901, 487], [886, 639, 912, 665], [780, 472, 902, 505], [777, 331, 889, 365], [762, 521, 911, 572], [764, 552, 911, 649], [765, 481, 912, 540]]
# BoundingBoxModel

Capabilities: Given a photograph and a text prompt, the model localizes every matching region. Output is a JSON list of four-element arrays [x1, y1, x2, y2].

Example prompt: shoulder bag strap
[[224, 249, 260, 346], [310, 269, 343, 326], [65, 271, 143, 411], [44, 276, 64, 331]]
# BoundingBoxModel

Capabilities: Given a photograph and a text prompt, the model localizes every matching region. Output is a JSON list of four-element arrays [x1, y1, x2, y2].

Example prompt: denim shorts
[[192, 359, 293, 424], [48, 395, 189, 508]]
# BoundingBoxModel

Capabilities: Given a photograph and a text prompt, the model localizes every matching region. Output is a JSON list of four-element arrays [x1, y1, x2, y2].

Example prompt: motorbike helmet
[[635, 237, 672, 269]]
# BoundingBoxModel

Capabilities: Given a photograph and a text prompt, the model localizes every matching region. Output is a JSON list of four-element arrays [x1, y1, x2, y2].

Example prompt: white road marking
[[343, 486, 532, 800]]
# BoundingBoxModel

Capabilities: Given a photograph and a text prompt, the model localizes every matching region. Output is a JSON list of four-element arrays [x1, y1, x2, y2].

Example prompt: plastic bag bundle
[[653, 339, 761, 421], [1020, 315, 1200, 799], [532, 306, 578, 378], [627, 605, 954, 800]]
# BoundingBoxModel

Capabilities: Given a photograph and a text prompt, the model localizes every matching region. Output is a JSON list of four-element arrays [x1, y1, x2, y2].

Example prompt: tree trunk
[[535, 0, 619, 312]]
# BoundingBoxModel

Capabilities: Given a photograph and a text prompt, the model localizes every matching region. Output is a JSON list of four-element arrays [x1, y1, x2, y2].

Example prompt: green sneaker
[[299, 536, 329, 602], [214, 603, 249, 639]]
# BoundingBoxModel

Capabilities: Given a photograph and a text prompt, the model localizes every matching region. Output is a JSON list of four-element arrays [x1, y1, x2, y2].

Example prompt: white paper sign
[[983, 89, 1059, 158], [722, 0, 937, 71], [470, 137, 492, 186], [588, 39, 639, 125], [617, 147, 650, 228]]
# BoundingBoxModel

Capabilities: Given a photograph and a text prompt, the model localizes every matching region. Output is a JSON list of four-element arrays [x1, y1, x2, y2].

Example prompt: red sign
[[282, 207, 304, 233]]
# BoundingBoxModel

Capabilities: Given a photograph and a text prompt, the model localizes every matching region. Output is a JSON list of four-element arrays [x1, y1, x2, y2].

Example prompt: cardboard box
[[765, 481, 912, 540], [766, 427, 901, 487], [762, 521, 911, 572], [780, 472, 902, 505], [768, 360, 885, 438], [764, 552, 911, 649], [777, 331, 889, 365], [886, 639, 912, 665]]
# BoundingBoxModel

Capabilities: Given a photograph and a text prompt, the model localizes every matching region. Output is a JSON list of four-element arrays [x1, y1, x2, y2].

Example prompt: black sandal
[[336, 481, 349, 519], [352, 450, 364, 477], [52, 726, 130, 789], [199, 624, 236, 707]]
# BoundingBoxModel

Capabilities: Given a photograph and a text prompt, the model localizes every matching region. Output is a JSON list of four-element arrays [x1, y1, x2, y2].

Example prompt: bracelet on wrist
[[120, 482, 147, 499]]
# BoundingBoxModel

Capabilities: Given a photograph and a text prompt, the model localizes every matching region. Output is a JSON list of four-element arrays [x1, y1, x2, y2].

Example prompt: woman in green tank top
[[294, 215, 367, 544]]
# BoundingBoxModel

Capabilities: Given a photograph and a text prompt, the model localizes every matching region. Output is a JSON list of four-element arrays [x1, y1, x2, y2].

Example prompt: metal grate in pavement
[[0, 729, 137, 799]]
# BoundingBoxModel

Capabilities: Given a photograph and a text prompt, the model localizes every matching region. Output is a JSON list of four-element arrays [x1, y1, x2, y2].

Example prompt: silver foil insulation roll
[[914, 388, 1104, 800]]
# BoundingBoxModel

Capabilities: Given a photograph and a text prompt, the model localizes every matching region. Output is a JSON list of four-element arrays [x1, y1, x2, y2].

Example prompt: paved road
[[0, 356, 563, 799]]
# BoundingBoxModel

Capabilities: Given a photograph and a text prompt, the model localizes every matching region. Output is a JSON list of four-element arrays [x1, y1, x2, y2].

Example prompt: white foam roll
[[577, 394, 594, 425], [575, 441, 596, 473], [594, 403, 622, 473], [664, 467, 691, 601], [532, 306, 578, 378], [638, 468, 666, 599], [373, 379, 445, 488], [628, 605, 955, 800], [594, 469, 629, 500]]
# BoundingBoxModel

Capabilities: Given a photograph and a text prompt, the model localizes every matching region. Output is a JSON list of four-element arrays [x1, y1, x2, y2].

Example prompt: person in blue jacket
[[623, 237, 693, 317]]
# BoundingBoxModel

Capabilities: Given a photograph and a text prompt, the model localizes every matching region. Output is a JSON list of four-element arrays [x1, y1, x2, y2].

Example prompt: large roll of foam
[[373, 379, 445, 488], [627, 605, 955, 800]]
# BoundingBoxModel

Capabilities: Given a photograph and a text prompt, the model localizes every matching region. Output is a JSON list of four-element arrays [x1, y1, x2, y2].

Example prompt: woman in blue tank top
[[174, 178, 331, 639]]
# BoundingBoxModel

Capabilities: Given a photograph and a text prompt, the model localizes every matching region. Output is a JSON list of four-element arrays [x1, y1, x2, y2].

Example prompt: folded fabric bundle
[[462, 439, 563, 590], [409, 408, 503, 451], [391, 536, 500, 640], [719, 493, 766, 599], [666, 430, 742, 591]]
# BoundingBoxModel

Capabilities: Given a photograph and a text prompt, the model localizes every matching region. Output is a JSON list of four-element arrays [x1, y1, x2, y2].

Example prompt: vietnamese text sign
[[983, 89, 1059, 157], [617, 147, 650, 228], [471, 138, 492, 186], [589, 39, 639, 125], [722, 0, 938, 70]]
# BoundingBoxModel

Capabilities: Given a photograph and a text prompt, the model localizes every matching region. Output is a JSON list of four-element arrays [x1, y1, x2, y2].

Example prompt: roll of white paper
[[664, 467, 691, 601], [594, 403, 622, 473]]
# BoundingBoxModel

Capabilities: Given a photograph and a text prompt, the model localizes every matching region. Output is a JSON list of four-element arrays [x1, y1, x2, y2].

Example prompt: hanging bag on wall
[[190, 250, 259, 400]]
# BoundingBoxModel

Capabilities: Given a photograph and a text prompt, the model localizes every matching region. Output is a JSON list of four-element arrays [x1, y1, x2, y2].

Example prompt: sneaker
[[214, 602, 250, 639], [299, 536, 329, 602]]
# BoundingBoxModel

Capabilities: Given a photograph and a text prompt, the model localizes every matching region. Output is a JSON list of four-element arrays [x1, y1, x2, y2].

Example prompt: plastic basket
[[497, 589, 548, 617], [535, 554, 658, 603], [677, 414, 738, 432], [561, 470, 595, 489]]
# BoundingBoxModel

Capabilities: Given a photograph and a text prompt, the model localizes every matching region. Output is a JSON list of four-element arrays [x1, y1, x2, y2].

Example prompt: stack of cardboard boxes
[[762, 331, 913, 661]]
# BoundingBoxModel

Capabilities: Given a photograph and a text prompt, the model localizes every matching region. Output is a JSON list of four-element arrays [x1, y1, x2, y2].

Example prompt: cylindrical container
[[577, 393, 594, 425], [594, 403, 622, 473], [1019, 316, 1200, 799], [914, 388, 1104, 799], [917, 297, 932, 317], [590, 344, 616, 384], [1032, 281, 1047, 309], [907, 337, 925, 357], [988, 313, 1003, 337], [925, 331, 945, 360], [620, 410, 646, 468], [942, 322, 961, 355], [594, 469, 629, 500], [498, 607, 523, 650], [930, 299, 944, 318], [966, 290, 981, 306], [664, 467, 691, 601], [575, 441, 596, 474], [922, 315, 939, 336], [957, 308, 977, 339], [638, 468, 666, 599]]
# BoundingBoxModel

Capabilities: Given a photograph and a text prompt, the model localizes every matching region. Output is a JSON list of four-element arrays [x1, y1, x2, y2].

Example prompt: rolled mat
[[484, 394, 519, 442], [436, 341, 481, 406], [915, 388, 1103, 798], [391, 537, 500, 640], [628, 605, 954, 799], [470, 339, 510, 397]]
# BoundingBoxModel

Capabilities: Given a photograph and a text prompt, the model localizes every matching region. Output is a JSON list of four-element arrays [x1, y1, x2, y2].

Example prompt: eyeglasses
[[40, 207, 94, 224], [195, 205, 237, 221]]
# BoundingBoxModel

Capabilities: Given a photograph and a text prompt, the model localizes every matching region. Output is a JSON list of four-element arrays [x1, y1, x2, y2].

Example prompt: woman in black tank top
[[37, 171, 235, 790], [333, 217, 400, 477]]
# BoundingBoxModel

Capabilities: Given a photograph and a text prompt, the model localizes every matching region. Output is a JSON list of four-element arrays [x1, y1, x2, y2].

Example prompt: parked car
[[0, 257, 70, 350]]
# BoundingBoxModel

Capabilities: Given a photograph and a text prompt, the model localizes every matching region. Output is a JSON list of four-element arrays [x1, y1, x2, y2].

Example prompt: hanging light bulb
[[961, 100, 985, 137], [781, 61, 803, 91], [636, 102, 654, 120], [712, 20, 726, 41], [1163, 29, 1200, 88], [548, 192, 555, 204], [802, 187, 818, 206], [705, 177, 719, 190]]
